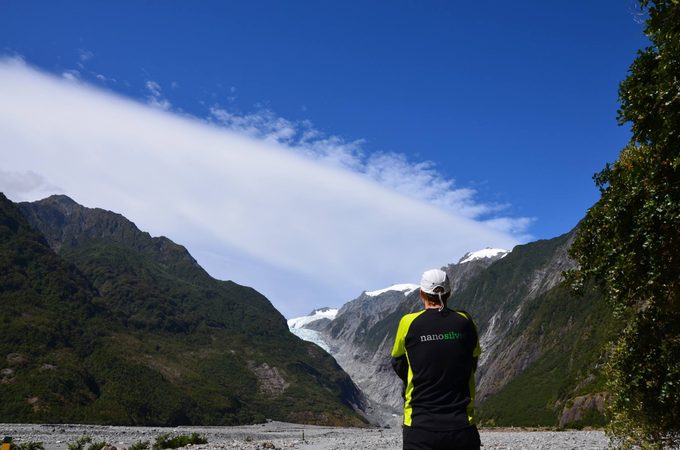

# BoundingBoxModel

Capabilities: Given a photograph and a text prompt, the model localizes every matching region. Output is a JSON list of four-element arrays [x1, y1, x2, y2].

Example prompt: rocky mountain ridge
[[287, 251, 506, 422], [289, 232, 616, 427]]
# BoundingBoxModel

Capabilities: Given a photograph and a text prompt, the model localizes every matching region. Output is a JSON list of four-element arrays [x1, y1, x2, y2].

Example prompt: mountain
[[289, 254, 506, 419], [290, 235, 618, 427], [0, 193, 367, 426]]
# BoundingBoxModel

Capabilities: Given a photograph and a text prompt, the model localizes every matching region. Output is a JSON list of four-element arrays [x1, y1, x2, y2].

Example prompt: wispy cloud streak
[[145, 80, 171, 110], [209, 105, 531, 233]]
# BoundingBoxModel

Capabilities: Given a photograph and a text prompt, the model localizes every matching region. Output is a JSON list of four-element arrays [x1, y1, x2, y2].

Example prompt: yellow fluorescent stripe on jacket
[[467, 369, 477, 424], [391, 311, 424, 358], [404, 352, 414, 426], [391, 311, 425, 427]]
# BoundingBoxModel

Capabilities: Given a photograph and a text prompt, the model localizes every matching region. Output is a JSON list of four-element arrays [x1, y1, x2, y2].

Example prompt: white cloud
[[78, 49, 94, 62], [0, 58, 528, 317], [62, 69, 81, 82], [209, 105, 529, 226], [0, 169, 62, 201], [210, 106, 296, 143], [483, 217, 535, 241], [95, 73, 117, 84], [145, 80, 171, 110]]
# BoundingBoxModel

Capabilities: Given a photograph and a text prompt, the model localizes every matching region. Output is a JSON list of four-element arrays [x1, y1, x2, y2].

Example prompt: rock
[[7, 353, 27, 366], [26, 396, 45, 412], [559, 392, 607, 427], [247, 362, 289, 396]]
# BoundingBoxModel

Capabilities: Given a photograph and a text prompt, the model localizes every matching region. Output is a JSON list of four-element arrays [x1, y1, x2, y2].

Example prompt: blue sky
[[0, 1, 649, 317]]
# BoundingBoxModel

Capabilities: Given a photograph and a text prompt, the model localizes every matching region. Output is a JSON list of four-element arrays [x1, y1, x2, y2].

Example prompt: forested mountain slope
[[1, 193, 366, 426]]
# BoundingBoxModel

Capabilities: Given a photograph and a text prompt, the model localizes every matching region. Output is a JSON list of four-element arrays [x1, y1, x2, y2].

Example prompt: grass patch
[[128, 441, 150, 450], [153, 433, 207, 450], [10, 442, 45, 450], [87, 442, 110, 450], [67, 436, 92, 450]]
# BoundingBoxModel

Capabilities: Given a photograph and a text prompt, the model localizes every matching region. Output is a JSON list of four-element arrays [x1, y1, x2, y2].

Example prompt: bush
[[153, 433, 207, 450], [67, 436, 92, 450], [86, 442, 110, 450], [128, 441, 150, 450], [10, 442, 45, 450]]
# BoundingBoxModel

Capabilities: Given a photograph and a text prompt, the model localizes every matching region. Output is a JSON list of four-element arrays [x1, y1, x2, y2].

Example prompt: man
[[391, 268, 481, 450]]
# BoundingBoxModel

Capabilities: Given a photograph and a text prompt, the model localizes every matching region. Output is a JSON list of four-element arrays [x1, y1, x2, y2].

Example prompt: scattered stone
[[247, 362, 289, 396], [0, 423, 610, 450]]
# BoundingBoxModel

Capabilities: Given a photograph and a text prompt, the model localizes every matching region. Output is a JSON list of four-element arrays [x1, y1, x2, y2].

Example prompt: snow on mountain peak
[[287, 308, 338, 329], [365, 283, 419, 297], [458, 247, 509, 264]]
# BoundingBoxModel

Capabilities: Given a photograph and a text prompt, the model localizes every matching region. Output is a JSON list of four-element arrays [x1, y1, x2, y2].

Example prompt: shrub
[[10, 442, 45, 450], [67, 436, 92, 450], [128, 441, 150, 450], [153, 433, 207, 450], [86, 442, 110, 450]]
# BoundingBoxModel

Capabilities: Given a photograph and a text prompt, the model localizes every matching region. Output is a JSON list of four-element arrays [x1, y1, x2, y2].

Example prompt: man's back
[[392, 308, 480, 431], [392, 268, 481, 450]]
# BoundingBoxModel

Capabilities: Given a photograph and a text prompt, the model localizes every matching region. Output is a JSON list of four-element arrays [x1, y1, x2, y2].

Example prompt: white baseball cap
[[420, 269, 450, 295]]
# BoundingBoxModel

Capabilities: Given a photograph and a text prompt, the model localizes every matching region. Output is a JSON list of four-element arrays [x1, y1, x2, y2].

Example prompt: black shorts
[[402, 425, 481, 450]]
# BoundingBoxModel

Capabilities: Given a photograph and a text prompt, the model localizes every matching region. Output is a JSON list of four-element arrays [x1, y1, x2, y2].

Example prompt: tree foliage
[[567, 1, 680, 448]]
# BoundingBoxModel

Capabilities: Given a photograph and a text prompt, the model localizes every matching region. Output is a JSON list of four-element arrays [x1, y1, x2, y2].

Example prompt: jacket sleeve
[[391, 355, 409, 383]]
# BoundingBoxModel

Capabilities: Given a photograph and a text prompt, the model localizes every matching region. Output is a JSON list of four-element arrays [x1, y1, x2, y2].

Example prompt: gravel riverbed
[[1, 422, 609, 450]]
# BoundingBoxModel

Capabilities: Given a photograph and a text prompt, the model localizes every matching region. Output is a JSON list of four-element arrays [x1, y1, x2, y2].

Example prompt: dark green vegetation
[[567, 1, 680, 447], [0, 193, 365, 426], [476, 283, 615, 427], [152, 433, 207, 450], [66, 436, 93, 450], [84, 441, 109, 450], [9, 442, 45, 450], [64, 434, 207, 450], [65, 436, 111, 450], [128, 441, 150, 450]]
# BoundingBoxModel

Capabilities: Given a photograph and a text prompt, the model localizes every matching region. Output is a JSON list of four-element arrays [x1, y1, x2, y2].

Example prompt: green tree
[[567, 1, 680, 448]]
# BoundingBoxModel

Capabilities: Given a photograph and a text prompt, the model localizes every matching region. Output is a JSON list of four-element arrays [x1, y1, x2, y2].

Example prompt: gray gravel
[[0, 423, 609, 450]]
